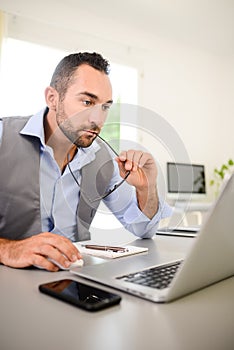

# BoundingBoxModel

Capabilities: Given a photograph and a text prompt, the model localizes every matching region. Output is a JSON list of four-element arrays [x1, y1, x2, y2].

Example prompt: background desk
[[164, 201, 213, 227], [1, 234, 234, 350]]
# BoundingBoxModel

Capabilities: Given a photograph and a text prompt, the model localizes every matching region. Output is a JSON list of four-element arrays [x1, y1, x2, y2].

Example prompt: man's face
[[56, 64, 113, 147]]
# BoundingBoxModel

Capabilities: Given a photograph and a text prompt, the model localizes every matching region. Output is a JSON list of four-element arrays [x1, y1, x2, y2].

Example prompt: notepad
[[74, 243, 148, 259]]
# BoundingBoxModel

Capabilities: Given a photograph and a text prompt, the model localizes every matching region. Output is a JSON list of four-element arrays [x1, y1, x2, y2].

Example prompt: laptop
[[71, 173, 234, 303], [156, 225, 200, 238]]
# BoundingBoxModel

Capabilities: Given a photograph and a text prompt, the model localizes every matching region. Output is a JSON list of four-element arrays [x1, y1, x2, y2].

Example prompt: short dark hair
[[50, 52, 110, 98]]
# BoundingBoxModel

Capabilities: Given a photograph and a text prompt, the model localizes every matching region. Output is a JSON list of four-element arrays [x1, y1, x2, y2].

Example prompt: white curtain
[[0, 11, 7, 71]]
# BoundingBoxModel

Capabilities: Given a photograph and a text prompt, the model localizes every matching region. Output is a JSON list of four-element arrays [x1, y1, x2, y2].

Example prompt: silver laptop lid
[[166, 173, 234, 301]]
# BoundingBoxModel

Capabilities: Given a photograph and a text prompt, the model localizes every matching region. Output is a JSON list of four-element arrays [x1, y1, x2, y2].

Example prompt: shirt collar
[[20, 108, 46, 147]]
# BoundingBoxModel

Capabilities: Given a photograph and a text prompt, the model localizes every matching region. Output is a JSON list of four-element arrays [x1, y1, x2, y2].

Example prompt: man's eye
[[83, 100, 93, 107], [102, 104, 111, 111]]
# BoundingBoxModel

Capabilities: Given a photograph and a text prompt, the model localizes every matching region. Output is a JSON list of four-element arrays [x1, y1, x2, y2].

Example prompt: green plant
[[210, 159, 234, 197], [100, 97, 121, 151]]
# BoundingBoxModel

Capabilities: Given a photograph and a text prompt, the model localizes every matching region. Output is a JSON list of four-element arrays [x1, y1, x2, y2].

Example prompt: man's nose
[[88, 104, 107, 128]]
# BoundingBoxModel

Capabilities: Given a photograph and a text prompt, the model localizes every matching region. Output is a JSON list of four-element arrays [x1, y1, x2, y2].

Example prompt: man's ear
[[45, 86, 58, 111]]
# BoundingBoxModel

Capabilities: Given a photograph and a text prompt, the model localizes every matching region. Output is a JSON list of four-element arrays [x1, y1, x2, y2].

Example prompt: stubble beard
[[56, 105, 97, 148]]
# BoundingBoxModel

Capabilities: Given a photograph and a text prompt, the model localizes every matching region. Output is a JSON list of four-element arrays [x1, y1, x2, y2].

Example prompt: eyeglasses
[[67, 134, 130, 202]]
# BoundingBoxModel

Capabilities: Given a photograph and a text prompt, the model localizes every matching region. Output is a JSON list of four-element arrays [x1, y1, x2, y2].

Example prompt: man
[[0, 52, 171, 271]]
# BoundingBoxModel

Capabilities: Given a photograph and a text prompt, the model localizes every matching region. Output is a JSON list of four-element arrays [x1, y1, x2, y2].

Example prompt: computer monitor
[[167, 162, 206, 201]]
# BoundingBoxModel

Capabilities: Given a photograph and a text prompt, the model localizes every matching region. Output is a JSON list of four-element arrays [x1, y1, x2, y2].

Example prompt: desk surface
[[173, 201, 212, 211], [1, 234, 234, 350]]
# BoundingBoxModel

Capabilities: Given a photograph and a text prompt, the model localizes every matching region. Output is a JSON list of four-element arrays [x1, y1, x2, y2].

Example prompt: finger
[[32, 254, 60, 272], [37, 244, 72, 269], [56, 240, 82, 262], [137, 152, 155, 169], [35, 233, 82, 261], [118, 150, 127, 162], [119, 150, 146, 172], [118, 150, 135, 171], [131, 152, 144, 171], [115, 158, 129, 179]]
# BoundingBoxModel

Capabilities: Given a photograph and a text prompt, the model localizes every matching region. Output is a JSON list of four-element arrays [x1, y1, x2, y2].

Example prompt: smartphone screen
[[39, 279, 121, 311]]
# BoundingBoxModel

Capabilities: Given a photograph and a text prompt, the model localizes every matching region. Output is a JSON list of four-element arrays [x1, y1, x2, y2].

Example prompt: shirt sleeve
[[103, 162, 172, 239]]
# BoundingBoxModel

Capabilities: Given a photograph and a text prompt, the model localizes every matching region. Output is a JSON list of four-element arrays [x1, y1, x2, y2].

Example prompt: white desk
[[174, 201, 212, 211], [167, 201, 213, 226], [1, 234, 234, 350]]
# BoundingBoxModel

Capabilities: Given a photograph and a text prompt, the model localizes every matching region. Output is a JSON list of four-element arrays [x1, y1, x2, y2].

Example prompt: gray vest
[[0, 117, 114, 241]]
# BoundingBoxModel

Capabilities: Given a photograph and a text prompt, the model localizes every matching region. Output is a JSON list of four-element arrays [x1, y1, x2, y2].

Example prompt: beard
[[56, 103, 100, 148]]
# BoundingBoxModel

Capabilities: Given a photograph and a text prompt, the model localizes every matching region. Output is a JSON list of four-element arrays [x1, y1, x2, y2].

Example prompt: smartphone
[[39, 279, 121, 311]]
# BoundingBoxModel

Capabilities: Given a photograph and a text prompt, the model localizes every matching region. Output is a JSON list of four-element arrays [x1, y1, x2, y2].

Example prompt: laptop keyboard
[[116, 260, 182, 289]]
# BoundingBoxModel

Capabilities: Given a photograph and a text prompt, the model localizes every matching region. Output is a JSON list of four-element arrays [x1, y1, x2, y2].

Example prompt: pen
[[82, 244, 128, 253]]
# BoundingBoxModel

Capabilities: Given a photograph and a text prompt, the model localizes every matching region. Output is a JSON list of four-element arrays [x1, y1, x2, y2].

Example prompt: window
[[0, 39, 65, 116]]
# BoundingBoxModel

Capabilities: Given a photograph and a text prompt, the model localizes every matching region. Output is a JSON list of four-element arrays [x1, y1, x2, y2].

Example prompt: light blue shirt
[[0, 109, 172, 240]]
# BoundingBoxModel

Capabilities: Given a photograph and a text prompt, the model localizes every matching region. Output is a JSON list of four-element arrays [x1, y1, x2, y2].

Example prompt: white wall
[[1, 8, 234, 201], [138, 38, 234, 199]]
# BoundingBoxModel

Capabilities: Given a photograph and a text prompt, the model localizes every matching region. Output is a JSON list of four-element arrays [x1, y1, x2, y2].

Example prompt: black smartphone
[[39, 279, 121, 311]]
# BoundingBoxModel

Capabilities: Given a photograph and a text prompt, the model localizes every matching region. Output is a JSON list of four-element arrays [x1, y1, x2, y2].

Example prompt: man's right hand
[[0, 232, 81, 271]]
